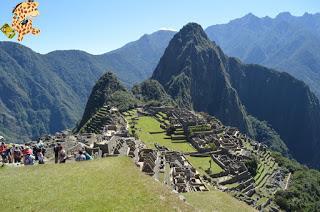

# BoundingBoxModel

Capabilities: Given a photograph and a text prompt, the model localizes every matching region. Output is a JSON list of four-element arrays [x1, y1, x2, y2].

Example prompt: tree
[[245, 157, 258, 176]]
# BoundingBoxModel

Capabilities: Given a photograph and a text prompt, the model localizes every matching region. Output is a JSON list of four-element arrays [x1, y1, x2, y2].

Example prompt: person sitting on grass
[[37, 149, 45, 164], [59, 145, 67, 164], [23, 147, 34, 166], [75, 150, 86, 162], [12, 145, 22, 163], [84, 151, 93, 161]]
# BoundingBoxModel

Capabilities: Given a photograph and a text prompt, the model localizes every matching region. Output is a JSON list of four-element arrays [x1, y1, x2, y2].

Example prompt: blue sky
[[0, 0, 319, 54]]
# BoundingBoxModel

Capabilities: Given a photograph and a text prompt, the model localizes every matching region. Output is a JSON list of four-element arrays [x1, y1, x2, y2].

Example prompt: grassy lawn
[[184, 190, 256, 212], [123, 109, 137, 120], [224, 183, 240, 189], [135, 116, 195, 152], [155, 113, 170, 125], [158, 112, 168, 119], [256, 197, 269, 207], [124, 109, 138, 134], [0, 157, 193, 212], [187, 156, 224, 175]]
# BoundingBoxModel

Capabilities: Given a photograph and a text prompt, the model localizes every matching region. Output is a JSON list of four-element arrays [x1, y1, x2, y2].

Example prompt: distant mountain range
[[0, 30, 175, 142], [206, 12, 320, 98]]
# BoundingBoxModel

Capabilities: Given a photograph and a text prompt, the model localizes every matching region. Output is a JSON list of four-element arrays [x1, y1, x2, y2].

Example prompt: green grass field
[[0, 157, 193, 212], [183, 190, 256, 212], [187, 156, 224, 175], [135, 116, 195, 152]]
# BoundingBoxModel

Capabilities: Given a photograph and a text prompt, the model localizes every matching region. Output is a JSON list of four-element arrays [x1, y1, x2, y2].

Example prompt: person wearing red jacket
[[0, 142, 8, 163]]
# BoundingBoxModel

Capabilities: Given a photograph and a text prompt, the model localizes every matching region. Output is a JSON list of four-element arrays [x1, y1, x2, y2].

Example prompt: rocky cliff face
[[152, 23, 252, 134], [228, 61, 320, 166], [152, 23, 320, 168]]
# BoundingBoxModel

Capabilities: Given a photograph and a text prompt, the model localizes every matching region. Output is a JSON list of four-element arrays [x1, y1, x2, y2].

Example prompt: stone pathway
[[284, 172, 291, 190]]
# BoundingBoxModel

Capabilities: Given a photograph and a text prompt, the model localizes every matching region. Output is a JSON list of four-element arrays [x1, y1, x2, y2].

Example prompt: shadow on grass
[[172, 140, 188, 143], [149, 131, 166, 134]]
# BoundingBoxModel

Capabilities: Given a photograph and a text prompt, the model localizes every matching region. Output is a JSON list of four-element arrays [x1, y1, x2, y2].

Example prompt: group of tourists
[[0, 141, 45, 166], [0, 137, 94, 166], [53, 143, 93, 163]]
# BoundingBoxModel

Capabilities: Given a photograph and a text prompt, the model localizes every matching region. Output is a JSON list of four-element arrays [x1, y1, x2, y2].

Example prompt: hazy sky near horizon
[[0, 0, 319, 54]]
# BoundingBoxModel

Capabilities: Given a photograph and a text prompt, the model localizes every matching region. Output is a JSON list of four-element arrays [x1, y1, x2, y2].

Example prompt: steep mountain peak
[[179, 23, 206, 35], [176, 23, 213, 47], [152, 22, 251, 133], [152, 22, 223, 86]]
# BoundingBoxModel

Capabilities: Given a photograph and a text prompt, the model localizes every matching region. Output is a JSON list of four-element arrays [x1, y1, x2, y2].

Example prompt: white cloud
[[159, 27, 178, 32]]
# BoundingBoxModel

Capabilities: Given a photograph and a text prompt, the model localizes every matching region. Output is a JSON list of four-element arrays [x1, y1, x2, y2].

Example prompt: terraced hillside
[[78, 106, 111, 133]]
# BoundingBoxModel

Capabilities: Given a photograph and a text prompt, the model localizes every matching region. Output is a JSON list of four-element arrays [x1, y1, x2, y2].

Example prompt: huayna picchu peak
[[152, 23, 320, 168]]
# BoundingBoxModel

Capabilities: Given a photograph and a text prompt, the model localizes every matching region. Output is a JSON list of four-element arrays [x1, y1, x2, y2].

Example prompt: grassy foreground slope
[[0, 157, 193, 212], [184, 191, 255, 212]]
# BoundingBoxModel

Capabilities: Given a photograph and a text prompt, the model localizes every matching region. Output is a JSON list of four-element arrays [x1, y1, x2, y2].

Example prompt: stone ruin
[[137, 149, 157, 175], [145, 106, 286, 210], [165, 151, 208, 193]]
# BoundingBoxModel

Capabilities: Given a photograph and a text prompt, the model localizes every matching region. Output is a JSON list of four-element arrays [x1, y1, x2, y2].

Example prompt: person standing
[[6, 144, 13, 163], [37, 149, 45, 164], [53, 144, 60, 164]]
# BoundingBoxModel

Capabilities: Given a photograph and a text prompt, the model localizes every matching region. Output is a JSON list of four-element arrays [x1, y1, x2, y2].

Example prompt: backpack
[[24, 155, 34, 165], [14, 150, 21, 158], [84, 152, 93, 160]]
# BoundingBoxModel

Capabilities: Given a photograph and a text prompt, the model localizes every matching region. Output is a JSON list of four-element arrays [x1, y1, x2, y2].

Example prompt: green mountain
[[132, 80, 174, 106], [77, 72, 137, 130], [0, 42, 81, 142], [152, 23, 320, 168], [205, 12, 320, 98], [0, 30, 175, 142]]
